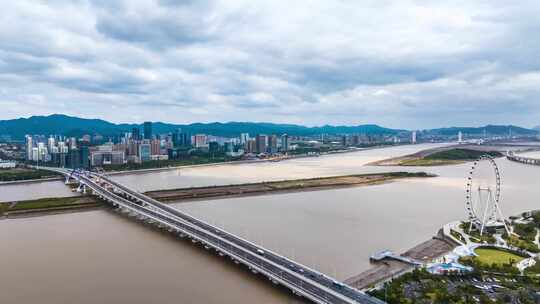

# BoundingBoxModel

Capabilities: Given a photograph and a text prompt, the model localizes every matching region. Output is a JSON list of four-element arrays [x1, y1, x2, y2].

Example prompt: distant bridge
[[39, 166, 385, 304], [507, 152, 540, 166]]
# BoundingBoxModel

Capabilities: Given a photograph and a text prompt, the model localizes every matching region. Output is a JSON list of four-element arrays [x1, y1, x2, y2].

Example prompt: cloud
[[0, 0, 539, 128]]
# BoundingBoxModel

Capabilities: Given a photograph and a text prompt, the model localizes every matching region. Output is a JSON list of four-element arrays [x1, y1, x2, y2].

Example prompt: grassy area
[[473, 248, 524, 267], [400, 158, 463, 166], [505, 234, 540, 253], [425, 149, 503, 160], [148, 171, 434, 201], [102, 155, 238, 172], [0, 168, 61, 182], [399, 149, 503, 166], [368, 268, 540, 304], [450, 229, 467, 243], [0, 197, 99, 216]]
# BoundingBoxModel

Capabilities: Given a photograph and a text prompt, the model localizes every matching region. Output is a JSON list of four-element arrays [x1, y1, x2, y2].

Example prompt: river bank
[[371, 145, 506, 166], [3, 144, 411, 185], [344, 228, 459, 291], [99, 144, 405, 176], [0, 171, 433, 218]]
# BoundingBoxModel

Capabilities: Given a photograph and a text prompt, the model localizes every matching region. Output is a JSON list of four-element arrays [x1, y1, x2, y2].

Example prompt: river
[[2, 143, 540, 304], [0, 143, 447, 202]]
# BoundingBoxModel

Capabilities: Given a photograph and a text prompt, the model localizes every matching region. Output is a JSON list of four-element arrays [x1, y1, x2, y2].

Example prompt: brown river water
[[1, 143, 539, 304]]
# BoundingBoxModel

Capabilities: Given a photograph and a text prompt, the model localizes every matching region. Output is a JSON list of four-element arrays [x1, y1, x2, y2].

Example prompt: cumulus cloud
[[0, 0, 539, 128]]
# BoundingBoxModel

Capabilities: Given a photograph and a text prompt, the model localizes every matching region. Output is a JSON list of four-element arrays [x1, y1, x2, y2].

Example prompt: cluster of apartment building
[[23, 120, 297, 169]]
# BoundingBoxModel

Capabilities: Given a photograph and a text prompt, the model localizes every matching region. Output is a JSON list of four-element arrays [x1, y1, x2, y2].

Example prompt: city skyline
[[1, 1, 540, 129]]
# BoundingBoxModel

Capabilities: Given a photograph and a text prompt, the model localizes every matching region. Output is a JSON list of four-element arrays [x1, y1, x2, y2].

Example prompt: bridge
[[40, 166, 385, 304], [507, 151, 540, 166]]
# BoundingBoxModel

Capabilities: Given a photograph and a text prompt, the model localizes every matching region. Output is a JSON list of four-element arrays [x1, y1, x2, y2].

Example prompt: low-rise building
[[0, 160, 16, 169]]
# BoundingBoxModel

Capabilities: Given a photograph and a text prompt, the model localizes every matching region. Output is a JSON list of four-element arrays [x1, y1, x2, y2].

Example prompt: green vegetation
[[369, 269, 491, 304], [450, 229, 467, 243], [473, 248, 524, 267], [504, 234, 540, 253], [400, 158, 463, 166], [458, 222, 496, 244], [0, 168, 61, 182], [399, 149, 503, 166], [369, 267, 540, 304], [459, 247, 524, 274], [0, 197, 99, 216], [513, 224, 537, 242], [102, 155, 239, 172], [524, 258, 540, 275], [148, 171, 434, 201], [503, 214, 540, 253], [425, 149, 503, 161]]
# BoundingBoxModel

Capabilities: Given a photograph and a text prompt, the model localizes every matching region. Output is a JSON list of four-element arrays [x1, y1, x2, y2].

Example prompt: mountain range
[[0, 114, 403, 139], [423, 125, 538, 136], [0, 114, 537, 140]]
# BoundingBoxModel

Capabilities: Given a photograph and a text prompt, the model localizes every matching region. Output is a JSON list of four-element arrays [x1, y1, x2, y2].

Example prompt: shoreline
[[103, 144, 404, 176], [345, 228, 460, 291], [0, 176, 63, 185], [0, 172, 433, 219], [0, 143, 410, 184], [368, 144, 516, 167]]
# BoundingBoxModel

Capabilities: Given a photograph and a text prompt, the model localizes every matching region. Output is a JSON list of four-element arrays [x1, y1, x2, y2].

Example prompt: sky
[[1, 0, 540, 129]]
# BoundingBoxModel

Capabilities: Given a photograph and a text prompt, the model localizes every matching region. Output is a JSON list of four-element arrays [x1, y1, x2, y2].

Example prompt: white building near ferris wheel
[[465, 155, 510, 236]]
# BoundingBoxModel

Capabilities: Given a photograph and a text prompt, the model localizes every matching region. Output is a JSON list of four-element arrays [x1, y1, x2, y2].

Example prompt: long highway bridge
[[39, 166, 385, 304], [507, 151, 540, 166]]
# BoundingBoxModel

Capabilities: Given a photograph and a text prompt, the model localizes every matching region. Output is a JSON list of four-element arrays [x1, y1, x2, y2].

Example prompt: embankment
[[0, 172, 433, 218]]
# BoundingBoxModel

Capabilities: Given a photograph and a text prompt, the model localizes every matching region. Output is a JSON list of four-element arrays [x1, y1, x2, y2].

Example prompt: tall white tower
[[411, 131, 417, 144], [25, 135, 33, 161], [458, 131, 463, 143]]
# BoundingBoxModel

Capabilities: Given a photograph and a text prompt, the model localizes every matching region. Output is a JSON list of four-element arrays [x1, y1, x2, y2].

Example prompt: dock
[[345, 229, 459, 290]]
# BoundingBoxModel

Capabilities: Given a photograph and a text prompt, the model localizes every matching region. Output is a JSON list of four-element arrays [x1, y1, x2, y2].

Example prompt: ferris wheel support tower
[[465, 156, 510, 236]]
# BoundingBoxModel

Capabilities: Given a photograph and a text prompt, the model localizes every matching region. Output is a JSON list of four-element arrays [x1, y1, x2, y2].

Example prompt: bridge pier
[[38, 167, 385, 304], [507, 155, 540, 166]]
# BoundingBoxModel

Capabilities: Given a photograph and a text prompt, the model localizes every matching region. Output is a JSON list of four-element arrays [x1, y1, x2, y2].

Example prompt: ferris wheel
[[465, 156, 509, 236]]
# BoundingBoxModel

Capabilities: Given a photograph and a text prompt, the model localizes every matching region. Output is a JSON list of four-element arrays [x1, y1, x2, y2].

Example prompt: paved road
[[41, 167, 385, 304]]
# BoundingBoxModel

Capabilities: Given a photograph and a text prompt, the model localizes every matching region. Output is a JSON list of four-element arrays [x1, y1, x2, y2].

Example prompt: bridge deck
[[39, 167, 384, 304]]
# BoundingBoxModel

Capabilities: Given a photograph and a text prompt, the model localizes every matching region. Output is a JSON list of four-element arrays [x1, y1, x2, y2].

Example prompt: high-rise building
[[255, 135, 268, 154], [91, 150, 125, 166], [180, 132, 191, 147], [341, 135, 348, 147], [143, 121, 152, 140], [57, 141, 68, 153], [67, 148, 80, 169], [25, 135, 33, 161], [193, 134, 208, 148], [68, 137, 77, 149], [127, 140, 139, 156], [173, 129, 191, 147], [281, 134, 290, 151], [411, 131, 417, 144], [458, 131, 463, 143], [268, 135, 278, 153], [208, 141, 220, 154], [31, 147, 39, 162], [47, 136, 55, 152], [37, 142, 47, 161], [172, 129, 181, 147], [139, 142, 151, 162], [132, 127, 141, 141], [240, 133, 250, 145], [151, 139, 161, 155], [224, 142, 234, 153], [246, 139, 257, 153], [79, 145, 89, 169]]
